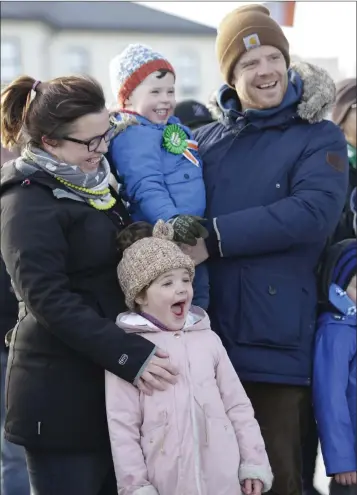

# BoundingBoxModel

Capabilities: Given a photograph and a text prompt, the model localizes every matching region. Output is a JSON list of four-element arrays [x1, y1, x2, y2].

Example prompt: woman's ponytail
[[0, 75, 36, 149]]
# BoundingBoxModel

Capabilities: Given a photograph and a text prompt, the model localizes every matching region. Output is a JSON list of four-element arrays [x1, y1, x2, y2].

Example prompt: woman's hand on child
[[137, 348, 179, 396], [334, 471, 357, 485], [168, 215, 208, 246], [241, 478, 264, 495]]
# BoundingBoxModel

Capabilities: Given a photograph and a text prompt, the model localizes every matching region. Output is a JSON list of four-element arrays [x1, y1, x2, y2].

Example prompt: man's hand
[[334, 471, 357, 485], [168, 215, 208, 246], [180, 238, 209, 265]]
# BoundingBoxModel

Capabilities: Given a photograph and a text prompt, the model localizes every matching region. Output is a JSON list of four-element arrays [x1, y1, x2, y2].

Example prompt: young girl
[[105, 220, 273, 495]]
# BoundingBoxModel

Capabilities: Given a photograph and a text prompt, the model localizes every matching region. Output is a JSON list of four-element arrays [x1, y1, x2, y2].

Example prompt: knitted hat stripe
[[332, 245, 357, 289], [335, 257, 356, 288], [333, 244, 356, 277], [118, 59, 175, 106]]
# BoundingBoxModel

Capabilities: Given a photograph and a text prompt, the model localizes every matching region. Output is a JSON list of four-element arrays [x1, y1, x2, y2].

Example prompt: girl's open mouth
[[171, 301, 185, 317]]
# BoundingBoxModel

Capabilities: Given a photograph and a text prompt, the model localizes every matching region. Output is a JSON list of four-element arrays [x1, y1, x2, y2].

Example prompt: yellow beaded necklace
[[55, 176, 116, 211]]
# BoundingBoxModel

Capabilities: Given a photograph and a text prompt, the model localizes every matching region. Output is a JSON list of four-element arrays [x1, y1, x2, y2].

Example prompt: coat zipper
[[185, 334, 203, 495]]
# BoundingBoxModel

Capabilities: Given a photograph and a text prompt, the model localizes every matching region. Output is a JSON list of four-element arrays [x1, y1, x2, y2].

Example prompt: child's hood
[[116, 306, 210, 334]]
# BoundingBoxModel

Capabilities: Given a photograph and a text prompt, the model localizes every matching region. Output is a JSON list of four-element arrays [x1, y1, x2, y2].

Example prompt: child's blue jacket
[[107, 113, 206, 223], [313, 283, 356, 476]]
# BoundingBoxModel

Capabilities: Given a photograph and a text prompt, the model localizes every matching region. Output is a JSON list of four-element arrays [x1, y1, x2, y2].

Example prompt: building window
[[1, 38, 22, 84], [175, 51, 200, 97], [66, 47, 90, 74]]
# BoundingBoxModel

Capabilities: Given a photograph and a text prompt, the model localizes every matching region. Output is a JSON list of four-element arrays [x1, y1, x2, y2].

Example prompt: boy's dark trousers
[[243, 382, 311, 495], [330, 479, 357, 494], [302, 402, 320, 491]]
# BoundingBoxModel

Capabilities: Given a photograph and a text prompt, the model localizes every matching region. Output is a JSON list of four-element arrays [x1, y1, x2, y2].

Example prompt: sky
[[138, 1, 356, 78]]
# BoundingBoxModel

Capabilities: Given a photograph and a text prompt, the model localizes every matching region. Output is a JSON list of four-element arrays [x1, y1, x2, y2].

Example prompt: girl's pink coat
[[105, 308, 273, 495]]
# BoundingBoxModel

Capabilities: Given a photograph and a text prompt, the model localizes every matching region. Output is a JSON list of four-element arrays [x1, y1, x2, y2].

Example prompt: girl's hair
[[1, 75, 106, 150], [116, 221, 154, 254]]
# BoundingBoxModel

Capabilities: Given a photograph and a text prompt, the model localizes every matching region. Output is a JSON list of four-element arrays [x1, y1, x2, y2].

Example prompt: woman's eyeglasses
[[62, 124, 117, 152]]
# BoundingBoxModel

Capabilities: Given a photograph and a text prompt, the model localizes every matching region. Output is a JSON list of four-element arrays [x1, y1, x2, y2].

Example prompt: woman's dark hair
[[116, 221, 153, 254], [0, 75, 106, 149]]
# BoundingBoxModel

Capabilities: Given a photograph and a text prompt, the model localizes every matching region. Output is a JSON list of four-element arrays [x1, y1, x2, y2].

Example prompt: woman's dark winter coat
[[0, 162, 154, 450], [0, 257, 18, 349]]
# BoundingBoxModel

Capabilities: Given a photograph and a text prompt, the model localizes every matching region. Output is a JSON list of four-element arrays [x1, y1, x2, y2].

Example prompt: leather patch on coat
[[326, 152, 345, 172]]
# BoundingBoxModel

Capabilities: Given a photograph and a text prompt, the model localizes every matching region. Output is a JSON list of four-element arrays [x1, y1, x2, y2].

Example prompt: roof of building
[[1, 1, 216, 35]]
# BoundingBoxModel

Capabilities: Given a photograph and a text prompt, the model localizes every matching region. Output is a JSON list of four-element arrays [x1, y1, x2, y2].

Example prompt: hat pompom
[[153, 220, 174, 241]]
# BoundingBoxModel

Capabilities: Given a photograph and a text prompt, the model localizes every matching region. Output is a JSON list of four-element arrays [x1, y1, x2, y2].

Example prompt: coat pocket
[[140, 412, 169, 482], [238, 266, 306, 349]]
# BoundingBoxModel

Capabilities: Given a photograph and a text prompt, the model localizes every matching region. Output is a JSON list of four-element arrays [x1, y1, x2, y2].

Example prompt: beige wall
[[1, 20, 223, 107], [1, 20, 53, 80]]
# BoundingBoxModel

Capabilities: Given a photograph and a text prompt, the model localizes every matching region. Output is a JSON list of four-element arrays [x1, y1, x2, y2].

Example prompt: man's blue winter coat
[[194, 68, 349, 385], [313, 284, 356, 476], [107, 113, 206, 223]]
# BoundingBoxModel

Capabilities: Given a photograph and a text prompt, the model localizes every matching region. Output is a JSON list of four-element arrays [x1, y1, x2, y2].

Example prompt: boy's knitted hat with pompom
[[109, 43, 175, 107], [117, 220, 195, 310]]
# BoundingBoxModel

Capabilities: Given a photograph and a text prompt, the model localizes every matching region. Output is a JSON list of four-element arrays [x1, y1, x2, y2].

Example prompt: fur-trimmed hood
[[207, 62, 336, 125]]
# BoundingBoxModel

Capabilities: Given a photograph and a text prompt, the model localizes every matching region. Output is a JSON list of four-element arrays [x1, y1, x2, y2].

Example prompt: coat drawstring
[[203, 405, 209, 447], [160, 410, 169, 454]]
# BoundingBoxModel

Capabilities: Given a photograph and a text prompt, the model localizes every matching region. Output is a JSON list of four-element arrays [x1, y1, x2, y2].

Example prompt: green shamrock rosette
[[162, 124, 188, 155]]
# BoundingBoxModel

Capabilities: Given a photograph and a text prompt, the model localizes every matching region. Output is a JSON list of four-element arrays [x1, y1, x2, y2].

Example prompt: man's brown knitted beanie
[[117, 220, 195, 310], [216, 4, 290, 86]]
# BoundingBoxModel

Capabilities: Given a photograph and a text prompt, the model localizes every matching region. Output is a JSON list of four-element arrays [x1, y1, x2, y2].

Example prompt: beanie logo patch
[[243, 33, 261, 51]]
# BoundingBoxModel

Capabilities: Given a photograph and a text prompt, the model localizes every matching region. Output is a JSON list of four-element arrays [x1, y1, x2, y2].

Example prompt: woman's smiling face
[[43, 108, 111, 173]]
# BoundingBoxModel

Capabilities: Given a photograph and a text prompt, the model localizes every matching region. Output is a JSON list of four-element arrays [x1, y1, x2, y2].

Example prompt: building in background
[[1, 1, 349, 107], [1, 1, 220, 106], [263, 1, 296, 27]]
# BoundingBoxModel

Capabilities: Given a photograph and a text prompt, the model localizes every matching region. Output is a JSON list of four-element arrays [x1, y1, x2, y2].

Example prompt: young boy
[[107, 44, 209, 309], [313, 238, 356, 495]]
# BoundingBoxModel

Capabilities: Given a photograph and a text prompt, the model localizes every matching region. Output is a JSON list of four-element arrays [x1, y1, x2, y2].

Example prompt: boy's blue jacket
[[107, 113, 206, 223], [313, 283, 356, 476]]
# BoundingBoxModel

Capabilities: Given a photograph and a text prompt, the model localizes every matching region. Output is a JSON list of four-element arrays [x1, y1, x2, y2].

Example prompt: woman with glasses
[[0, 75, 178, 495]]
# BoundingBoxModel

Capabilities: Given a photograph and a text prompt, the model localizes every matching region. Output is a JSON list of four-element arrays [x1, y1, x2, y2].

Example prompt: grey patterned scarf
[[20, 146, 115, 209]]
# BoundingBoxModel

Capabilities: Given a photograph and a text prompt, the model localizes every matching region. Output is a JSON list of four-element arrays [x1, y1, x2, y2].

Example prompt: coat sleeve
[[109, 127, 179, 222], [206, 122, 349, 257], [0, 188, 155, 384], [313, 324, 356, 476], [213, 333, 273, 491], [105, 370, 159, 495]]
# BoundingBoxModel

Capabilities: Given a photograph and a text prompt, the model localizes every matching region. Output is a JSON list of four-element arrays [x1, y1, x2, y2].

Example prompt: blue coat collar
[[115, 111, 181, 130], [217, 69, 304, 129]]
